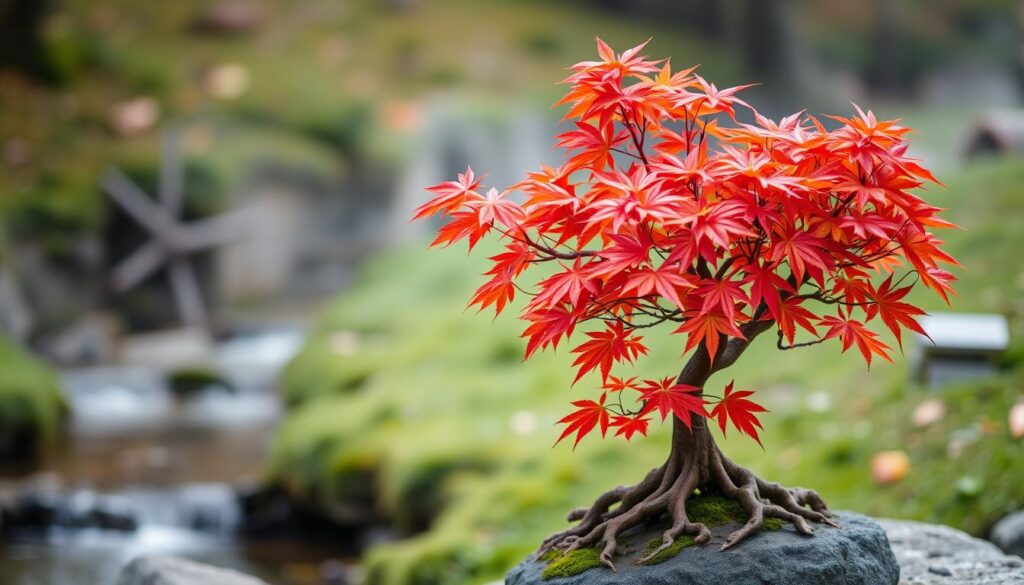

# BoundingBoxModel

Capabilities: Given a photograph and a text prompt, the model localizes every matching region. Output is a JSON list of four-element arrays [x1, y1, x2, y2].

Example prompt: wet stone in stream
[[1, 490, 138, 533]]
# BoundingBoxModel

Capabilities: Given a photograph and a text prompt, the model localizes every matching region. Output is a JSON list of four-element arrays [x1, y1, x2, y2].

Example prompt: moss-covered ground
[[271, 158, 1024, 585]]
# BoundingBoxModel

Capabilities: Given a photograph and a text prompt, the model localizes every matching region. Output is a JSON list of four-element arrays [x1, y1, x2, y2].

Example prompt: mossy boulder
[[510, 512, 898, 585], [0, 336, 66, 463], [166, 367, 231, 396], [537, 493, 786, 577]]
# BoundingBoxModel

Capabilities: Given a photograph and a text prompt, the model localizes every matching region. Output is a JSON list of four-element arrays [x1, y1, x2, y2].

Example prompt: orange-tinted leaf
[[775, 298, 818, 345], [675, 310, 745, 363], [602, 375, 640, 393], [866, 275, 927, 348], [820, 314, 893, 367], [414, 166, 482, 219]]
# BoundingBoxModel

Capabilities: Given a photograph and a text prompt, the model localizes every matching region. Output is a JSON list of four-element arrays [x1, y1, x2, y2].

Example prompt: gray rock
[[117, 555, 269, 585], [506, 511, 899, 585], [879, 518, 1024, 584], [990, 511, 1024, 558]]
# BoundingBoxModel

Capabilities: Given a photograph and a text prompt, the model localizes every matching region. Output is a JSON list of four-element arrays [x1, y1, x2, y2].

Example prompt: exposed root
[[537, 442, 835, 569]]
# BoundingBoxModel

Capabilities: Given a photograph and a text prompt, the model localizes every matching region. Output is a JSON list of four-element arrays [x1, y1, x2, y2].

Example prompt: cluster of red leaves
[[415, 39, 958, 448]]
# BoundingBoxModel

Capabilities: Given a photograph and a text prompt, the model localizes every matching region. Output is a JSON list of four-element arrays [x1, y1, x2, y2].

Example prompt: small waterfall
[[2, 484, 242, 535], [0, 328, 307, 584], [61, 367, 173, 435]]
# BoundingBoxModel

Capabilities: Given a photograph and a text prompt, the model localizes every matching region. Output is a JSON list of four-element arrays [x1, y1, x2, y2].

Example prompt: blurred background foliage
[[1, 1, 1023, 585]]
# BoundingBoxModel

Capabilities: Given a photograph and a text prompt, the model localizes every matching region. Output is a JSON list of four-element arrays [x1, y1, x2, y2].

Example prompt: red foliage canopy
[[414, 39, 958, 447]]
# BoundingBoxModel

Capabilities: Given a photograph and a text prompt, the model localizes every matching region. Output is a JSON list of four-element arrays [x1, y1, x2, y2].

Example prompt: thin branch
[[776, 329, 828, 351], [499, 227, 598, 261], [620, 105, 650, 165], [610, 147, 644, 161]]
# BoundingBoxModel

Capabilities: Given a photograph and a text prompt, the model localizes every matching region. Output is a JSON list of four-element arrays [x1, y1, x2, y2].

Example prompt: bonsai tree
[[414, 39, 957, 568]]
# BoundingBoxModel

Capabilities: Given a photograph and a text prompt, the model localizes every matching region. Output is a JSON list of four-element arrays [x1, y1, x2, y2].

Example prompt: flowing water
[[0, 328, 358, 585]]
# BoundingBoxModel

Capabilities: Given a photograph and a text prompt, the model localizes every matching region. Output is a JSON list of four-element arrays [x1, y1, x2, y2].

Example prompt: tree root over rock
[[537, 419, 836, 570]]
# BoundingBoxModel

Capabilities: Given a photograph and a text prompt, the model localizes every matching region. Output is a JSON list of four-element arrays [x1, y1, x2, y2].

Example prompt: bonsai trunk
[[538, 320, 836, 569]]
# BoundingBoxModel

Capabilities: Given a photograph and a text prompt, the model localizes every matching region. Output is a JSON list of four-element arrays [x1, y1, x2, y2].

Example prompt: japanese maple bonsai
[[414, 39, 957, 569]]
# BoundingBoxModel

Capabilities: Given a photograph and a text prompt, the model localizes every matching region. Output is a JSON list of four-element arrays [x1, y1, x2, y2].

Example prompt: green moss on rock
[[542, 547, 603, 580], [641, 535, 695, 565], [538, 550, 561, 563], [687, 493, 746, 525], [630, 495, 785, 566]]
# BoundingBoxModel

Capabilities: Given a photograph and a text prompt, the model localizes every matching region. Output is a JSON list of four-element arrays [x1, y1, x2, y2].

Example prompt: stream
[[0, 328, 359, 585]]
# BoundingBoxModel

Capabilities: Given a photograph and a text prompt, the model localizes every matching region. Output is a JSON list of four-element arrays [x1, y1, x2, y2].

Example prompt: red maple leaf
[[866, 275, 927, 348], [709, 381, 767, 446], [611, 414, 651, 441], [521, 305, 579, 359], [621, 264, 694, 308], [745, 260, 794, 321], [695, 277, 749, 320], [602, 375, 640, 393], [675, 310, 745, 363], [556, 121, 629, 172], [769, 224, 833, 285], [535, 259, 599, 309], [638, 378, 708, 427], [570, 321, 647, 383], [775, 298, 818, 345], [556, 393, 611, 448], [820, 314, 893, 367], [430, 211, 490, 250], [471, 187, 525, 228], [414, 166, 482, 219], [588, 232, 653, 278]]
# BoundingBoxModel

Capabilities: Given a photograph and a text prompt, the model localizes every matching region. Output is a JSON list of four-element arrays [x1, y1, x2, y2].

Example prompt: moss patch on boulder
[[687, 494, 745, 525], [640, 534, 696, 566], [541, 547, 603, 580], [687, 493, 782, 530]]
